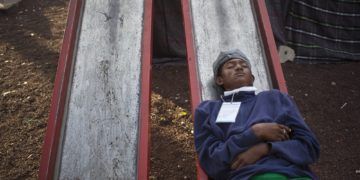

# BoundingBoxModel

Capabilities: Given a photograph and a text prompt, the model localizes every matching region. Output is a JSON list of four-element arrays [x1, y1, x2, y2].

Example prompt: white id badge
[[215, 102, 241, 123]]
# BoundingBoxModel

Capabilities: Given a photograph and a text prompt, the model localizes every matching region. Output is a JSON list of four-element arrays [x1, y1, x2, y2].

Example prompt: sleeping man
[[194, 49, 320, 180]]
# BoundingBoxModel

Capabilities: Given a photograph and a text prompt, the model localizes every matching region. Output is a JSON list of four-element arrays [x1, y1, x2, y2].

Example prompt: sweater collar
[[222, 86, 257, 102], [224, 86, 257, 96]]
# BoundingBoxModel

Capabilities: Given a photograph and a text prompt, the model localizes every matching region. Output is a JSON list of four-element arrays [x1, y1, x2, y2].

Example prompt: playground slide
[[39, 0, 285, 179], [190, 0, 272, 97], [181, 0, 287, 179], [39, 0, 152, 179]]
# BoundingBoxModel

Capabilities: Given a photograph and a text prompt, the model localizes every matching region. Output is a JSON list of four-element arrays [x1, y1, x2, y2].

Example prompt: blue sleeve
[[269, 93, 320, 165], [194, 102, 261, 179]]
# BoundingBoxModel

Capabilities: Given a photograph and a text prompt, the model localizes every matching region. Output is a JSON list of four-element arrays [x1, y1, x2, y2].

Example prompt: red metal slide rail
[[253, 0, 288, 93], [180, 0, 207, 179], [181, 0, 288, 179], [137, 0, 154, 179], [38, 0, 83, 179]]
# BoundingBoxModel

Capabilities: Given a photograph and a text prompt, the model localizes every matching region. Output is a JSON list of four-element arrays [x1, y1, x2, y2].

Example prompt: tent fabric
[[153, 0, 186, 59], [266, 0, 360, 63]]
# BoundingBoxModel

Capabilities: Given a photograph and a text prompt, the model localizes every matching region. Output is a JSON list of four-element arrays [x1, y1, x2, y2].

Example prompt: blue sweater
[[194, 90, 320, 180]]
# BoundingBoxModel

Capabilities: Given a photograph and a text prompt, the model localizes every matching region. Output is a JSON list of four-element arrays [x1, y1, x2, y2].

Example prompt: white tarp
[[0, 0, 22, 10]]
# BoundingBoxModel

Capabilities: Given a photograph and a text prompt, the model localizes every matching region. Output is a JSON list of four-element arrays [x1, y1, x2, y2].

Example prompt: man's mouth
[[235, 73, 245, 76]]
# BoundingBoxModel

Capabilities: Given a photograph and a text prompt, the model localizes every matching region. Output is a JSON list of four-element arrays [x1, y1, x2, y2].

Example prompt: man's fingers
[[230, 161, 237, 169], [267, 128, 289, 141], [279, 128, 290, 140], [275, 130, 288, 141], [279, 124, 291, 132], [231, 158, 243, 169], [231, 160, 242, 169], [283, 131, 290, 140], [236, 161, 246, 170], [280, 131, 289, 140], [274, 133, 283, 141]]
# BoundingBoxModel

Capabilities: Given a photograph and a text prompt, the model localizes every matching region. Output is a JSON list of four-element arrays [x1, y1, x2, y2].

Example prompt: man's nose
[[235, 63, 244, 70]]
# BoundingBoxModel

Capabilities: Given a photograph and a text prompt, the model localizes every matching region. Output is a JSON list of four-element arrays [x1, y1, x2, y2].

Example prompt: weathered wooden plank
[[190, 0, 272, 100], [58, 0, 144, 179]]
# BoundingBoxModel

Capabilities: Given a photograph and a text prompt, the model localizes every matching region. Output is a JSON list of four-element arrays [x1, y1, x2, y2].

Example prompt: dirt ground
[[1, 0, 360, 179], [0, 0, 69, 179], [282, 62, 360, 179], [150, 65, 196, 179]]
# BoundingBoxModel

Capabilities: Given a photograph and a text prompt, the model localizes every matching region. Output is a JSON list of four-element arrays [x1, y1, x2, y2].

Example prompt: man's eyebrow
[[227, 60, 247, 64], [225, 61, 236, 65]]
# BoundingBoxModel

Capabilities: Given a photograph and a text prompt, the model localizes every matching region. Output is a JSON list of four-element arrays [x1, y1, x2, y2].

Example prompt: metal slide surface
[[40, 0, 282, 179], [57, 0, 145, 179], [182, 0, 286, 179], [190, 0, 272, 100]]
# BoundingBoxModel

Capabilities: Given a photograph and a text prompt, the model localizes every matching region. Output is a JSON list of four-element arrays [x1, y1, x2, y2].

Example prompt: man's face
[[216, 58, 254, 91]]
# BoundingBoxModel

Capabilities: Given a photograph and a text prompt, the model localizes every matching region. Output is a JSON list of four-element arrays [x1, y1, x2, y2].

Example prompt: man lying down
[[194, 49, 320, 180]]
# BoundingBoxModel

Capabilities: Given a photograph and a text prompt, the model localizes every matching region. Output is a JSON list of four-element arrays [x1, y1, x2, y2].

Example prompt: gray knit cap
[[212, 49, 252, 95], [213, 49, 251, 78]]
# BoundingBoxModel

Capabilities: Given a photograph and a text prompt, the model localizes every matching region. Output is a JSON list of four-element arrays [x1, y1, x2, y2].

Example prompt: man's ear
[[215, 76, 224, 86], [251, 74, 255, 85]]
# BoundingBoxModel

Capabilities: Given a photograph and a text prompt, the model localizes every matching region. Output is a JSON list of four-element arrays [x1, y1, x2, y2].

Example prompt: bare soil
[[0, 0, 69, 179], [282, 62, 360, 179], [150, 65, 196, 179], [1, 1, 360, 179]]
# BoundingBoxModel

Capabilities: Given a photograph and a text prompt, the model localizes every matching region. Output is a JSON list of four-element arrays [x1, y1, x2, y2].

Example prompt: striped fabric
[[267, 0, 360, 63]]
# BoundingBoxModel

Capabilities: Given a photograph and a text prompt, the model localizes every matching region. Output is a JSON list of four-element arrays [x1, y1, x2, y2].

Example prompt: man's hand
[[251, 123, 291, 141], [231, 143, 269, 170]]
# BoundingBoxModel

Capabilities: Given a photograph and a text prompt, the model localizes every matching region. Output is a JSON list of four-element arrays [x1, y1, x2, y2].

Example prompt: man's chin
[[227, 84, 247, 91], [232, 82, 252, 90]]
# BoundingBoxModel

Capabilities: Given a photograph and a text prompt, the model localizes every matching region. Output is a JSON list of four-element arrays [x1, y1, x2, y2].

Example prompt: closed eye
[[225, 63, 235, 69]]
